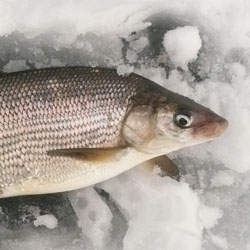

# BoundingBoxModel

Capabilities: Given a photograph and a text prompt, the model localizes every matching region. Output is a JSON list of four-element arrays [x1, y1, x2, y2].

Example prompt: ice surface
[[0, 0, 249, 250], [163, 26, 202, 69]]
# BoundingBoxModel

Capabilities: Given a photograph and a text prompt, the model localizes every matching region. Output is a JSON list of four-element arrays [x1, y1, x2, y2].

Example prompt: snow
[[210, 171, 235, 187], [100, 169, 221, 250], [163, 26, 202, 69], [229, 62, 247, 81], [3, 60, 29, 73], [33, 214, 58, 229], [117, 65, 135, 76], [69, 188, 112, 249], [130, 37, 149, 53], [210, 234, 229, 250], [0, 0, 249, 250]]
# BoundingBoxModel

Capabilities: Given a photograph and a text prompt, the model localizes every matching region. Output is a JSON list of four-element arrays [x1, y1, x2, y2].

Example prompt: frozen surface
[[0, 0, 249, 250]]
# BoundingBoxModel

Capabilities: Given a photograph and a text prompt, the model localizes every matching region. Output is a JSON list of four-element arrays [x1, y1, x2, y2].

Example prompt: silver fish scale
[[0, 67, 150, 189]]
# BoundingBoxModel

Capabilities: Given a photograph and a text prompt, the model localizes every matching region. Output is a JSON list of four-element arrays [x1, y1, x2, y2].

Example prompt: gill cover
[[123, 105, 155, 150]]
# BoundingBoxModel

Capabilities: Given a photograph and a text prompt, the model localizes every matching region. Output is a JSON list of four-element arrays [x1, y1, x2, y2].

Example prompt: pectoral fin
[[47, 147, 127, 163], [139, 155, 180, 180]]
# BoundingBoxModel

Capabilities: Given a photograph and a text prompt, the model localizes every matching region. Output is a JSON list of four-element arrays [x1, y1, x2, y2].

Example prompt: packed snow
[[34, 214, 58, 229], [69, 188, 113, 249], [99, 169, 223, 250], [0, 0, 249, 250], [210, 170, 235, 187], [163, 26, 202, 69]]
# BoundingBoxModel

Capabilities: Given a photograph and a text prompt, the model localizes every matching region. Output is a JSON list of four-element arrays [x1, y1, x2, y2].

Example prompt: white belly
[[2, 147, 159, 198]]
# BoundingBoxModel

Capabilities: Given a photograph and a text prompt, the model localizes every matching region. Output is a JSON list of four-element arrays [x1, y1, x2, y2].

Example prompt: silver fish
[[0, 66, 228, 197]]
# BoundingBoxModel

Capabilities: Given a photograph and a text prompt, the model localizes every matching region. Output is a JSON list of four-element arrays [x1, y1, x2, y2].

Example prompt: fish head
[[123, 88, 228, 154]]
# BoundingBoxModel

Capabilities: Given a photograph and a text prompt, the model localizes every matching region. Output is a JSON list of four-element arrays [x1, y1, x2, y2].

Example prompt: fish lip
[[193, 116, 229, 139], [219, 117, 229, 130]]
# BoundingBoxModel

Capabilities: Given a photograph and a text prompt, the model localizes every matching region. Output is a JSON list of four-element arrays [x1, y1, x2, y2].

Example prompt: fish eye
[[174, 111, 193, 128]]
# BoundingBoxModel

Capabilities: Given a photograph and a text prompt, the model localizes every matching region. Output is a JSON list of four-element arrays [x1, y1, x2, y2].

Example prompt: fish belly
[[1, 148, 157, 198]]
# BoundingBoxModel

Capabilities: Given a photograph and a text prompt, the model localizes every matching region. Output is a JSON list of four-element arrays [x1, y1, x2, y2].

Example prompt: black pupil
[[179, 117, 188, 126]]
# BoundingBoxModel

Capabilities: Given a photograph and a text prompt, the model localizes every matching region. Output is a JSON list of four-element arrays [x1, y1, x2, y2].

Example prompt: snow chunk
[[210, 234, 229, 250], [163, 26, 202, 69], [126, 49, 138, 63], [69, 187, 112, 249], [130, 37, 149, 53], [33, 214, 58, 229], [211, 171, 235, 187], [3, 60, 30, 73], [117, 64, 135, 76], [229, 62, 247, 82], [199, 205, 223, 229]]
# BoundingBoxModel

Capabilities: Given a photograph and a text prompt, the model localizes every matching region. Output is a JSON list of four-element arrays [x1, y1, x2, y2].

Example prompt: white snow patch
[[99, 168, 221, 250], [130, 37, 149, 52], [0, 0, 249, 53], [211, 171, 235, 187], [229, 62, 247, 82], [126, 49, 138, 63], [210, 234, 229, 250], [69, 187, 112, 249], [3, 60, 30, 73], [117, 64, 135, 76], [198, 205, 223, 229], [163, 26, 202, 69], [33, 214, 58, 229]]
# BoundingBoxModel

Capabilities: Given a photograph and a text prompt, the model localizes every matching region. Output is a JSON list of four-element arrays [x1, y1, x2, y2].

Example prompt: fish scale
[[0, 66, 228, 197], [0, 67, 150, 191]]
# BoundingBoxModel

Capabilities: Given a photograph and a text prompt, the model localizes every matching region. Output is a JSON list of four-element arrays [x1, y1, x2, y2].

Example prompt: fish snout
[[193, 113, 228, 139]]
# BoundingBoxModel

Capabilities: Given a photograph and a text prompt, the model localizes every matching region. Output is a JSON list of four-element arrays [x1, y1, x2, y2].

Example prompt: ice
[[0, 0, 249, 250], [163, 26, 202, 69], [34, 214, 58, 229]]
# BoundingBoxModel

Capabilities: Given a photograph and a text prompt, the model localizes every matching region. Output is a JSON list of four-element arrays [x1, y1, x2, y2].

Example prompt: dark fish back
[[0, 67, 150, 149]]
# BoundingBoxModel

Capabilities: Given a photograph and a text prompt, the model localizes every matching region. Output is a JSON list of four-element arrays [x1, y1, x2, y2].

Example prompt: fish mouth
[[193, 115, 228, 139]]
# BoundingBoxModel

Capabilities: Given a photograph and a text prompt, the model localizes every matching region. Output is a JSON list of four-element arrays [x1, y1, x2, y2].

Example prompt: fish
[[139, 155, 180, 180], [0, 66, 228, 198]]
